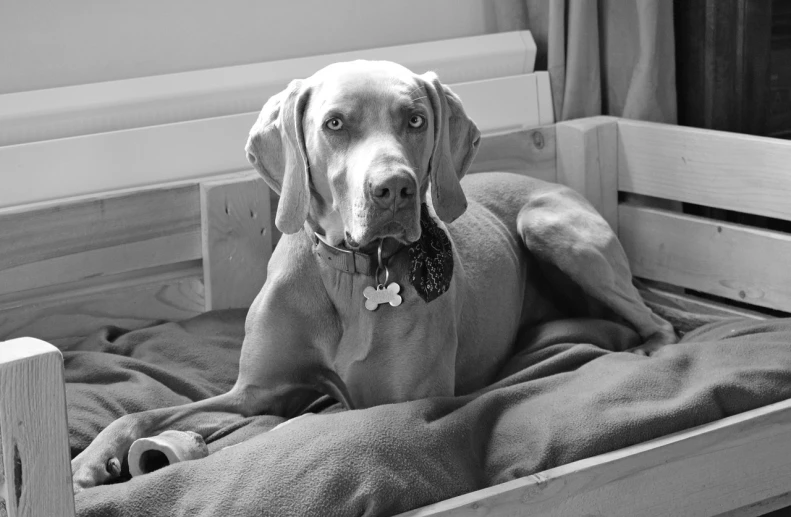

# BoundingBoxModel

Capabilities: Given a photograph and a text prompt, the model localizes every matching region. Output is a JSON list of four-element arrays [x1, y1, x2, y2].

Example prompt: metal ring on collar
[[376, 239, 389, 286]]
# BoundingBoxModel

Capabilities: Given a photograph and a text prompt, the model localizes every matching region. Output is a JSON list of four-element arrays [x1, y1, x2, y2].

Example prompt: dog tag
[[363, 283, 402, 311]]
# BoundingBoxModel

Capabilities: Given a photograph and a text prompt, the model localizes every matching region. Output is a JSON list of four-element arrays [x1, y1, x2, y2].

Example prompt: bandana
[[407, 204, 454, 303]]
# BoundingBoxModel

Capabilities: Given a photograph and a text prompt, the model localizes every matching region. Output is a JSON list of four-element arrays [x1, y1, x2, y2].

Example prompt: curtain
[[494, 0, 677, 123]]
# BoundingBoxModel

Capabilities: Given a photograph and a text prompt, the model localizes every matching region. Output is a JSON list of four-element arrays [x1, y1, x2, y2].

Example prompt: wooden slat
[[0, 115, 250, 211], [641, 285, 768, 321], [0, 264, 204, 345], [556, 117, 618, 231], [469, 126, 556, 182], [398, 397, 791, 517], [0, 232, 200, 296], [0, 338, 75, 517], [0, 183, 199, 275], [617, 119, 791, 221], [201, 173, 271, 310], [619, 203, 791, 313]]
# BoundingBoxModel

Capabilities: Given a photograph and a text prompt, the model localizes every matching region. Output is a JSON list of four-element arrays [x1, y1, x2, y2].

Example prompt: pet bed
[[3, 110, 791, 516]]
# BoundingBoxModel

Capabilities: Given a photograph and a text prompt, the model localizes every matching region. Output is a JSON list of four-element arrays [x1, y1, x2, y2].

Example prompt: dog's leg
[[71, 388, 256, 492], [518, 184, 677, 352]]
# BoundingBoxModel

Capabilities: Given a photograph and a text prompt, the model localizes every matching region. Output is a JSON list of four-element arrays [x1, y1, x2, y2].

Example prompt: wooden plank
[[556, 117, 619, 231], [0, 264, 204, 345], [0, 183, 200, 274], [469, 126, 556, 183], [0, 76, 545, 209], [0, 114, 253, 210], [201, 174, 271, 310], [617, 119, 791, 221], [398, 397, 791, 517], [0, 232, 201, 296], [641, 285, 768, 321], [0, 338, 75, 517], [619, 203, 791, 313]]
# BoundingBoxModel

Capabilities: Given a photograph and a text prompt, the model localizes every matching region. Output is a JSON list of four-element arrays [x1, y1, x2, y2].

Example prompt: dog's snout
[[370, 174, 415, 209]]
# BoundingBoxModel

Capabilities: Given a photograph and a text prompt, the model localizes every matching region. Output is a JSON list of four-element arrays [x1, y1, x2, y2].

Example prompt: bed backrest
[[570, 117, 791, 317], [0, 74, 555, 346], [616, 119, 791, 315]]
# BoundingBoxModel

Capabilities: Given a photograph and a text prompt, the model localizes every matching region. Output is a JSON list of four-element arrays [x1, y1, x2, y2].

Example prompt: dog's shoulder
[[266, 230, 321, 285]]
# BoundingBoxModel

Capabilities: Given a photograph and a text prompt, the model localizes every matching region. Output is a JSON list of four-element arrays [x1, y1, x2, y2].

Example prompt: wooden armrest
[[0, 338, 75, 517]]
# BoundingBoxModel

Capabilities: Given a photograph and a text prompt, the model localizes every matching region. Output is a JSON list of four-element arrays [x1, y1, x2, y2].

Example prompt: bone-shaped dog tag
[[363, 283, 402, 311]]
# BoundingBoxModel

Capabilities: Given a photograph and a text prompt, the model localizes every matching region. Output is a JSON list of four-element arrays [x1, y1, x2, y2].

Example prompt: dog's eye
[[325, 118, 344, 131], [408, 115, 425, 129]]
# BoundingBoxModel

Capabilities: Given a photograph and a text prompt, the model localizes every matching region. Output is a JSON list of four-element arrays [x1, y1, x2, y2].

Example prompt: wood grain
[[469, 126, 556, 183], [398, 397, 791, 516], [619, 203, 791, 313], [0, 183, 199, 275], [201, 173, 271, 310], [0, 232, 201, 296], [555, 117, 619, 231], [0, 264, 205, 345], [617, 119, 791, 221], [0, 338, 75, 517]]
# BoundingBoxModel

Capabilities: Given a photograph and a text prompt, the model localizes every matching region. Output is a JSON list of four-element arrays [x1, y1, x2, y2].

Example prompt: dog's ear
[[245, 79, 311, 235], [420, 72, 481, 223]]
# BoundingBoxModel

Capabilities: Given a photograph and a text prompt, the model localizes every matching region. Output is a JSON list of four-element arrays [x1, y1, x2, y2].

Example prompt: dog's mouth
[[344, 221, 417, 253]]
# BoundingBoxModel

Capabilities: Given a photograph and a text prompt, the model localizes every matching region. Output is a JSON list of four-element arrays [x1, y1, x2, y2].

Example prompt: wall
[[0, 0, 498, 94]]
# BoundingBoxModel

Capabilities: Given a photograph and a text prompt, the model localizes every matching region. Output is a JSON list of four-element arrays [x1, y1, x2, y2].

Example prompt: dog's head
[[245, 60, 480, 251]]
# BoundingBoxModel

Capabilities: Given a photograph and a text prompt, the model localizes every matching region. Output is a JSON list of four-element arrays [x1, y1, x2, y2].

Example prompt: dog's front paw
[[71, 420, 133, 493], [71, 450, 123, 493]]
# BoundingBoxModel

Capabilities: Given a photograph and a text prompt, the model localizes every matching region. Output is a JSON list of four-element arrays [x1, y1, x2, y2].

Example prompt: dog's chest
[[318, 255, 456, 370]]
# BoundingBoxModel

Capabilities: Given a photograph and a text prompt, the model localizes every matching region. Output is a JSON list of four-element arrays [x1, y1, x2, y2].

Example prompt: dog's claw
[[105, 457, 122, 477]]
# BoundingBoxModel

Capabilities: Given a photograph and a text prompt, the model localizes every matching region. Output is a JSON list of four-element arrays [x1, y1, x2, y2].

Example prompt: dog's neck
[[308, 203, 455, 304], [310, 232, 403, 276]]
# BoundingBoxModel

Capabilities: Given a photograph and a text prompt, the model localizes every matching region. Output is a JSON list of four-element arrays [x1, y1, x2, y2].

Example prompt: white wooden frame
[[3, 80, 791, 517]]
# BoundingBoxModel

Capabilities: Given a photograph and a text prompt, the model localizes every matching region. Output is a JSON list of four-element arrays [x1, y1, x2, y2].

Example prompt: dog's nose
[[370, 175, 415, 209]]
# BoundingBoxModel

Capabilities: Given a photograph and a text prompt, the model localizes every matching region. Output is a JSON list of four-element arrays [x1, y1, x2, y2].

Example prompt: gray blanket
[[65, 306, 791, 516]]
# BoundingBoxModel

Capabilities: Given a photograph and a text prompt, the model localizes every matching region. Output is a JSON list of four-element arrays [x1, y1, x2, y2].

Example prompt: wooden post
[[200, 172, 273, 311], [0, 338, 75, 517], [555, 116, 619, 232]]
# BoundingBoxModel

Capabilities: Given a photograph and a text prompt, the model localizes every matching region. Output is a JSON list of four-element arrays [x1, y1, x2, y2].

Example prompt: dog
[[71, 60, 676, 491]]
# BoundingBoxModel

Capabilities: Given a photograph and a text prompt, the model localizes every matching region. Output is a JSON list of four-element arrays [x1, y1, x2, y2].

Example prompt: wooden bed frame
[[3, 98, 791, 516]]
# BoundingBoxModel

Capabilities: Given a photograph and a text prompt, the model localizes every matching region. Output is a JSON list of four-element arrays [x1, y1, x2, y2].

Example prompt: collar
[[310, 233, 394, 276], [310, 203, 454, 302]]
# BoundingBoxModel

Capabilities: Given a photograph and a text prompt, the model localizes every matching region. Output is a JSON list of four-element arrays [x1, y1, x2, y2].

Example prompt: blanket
[[66, 306, 791, 516]]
